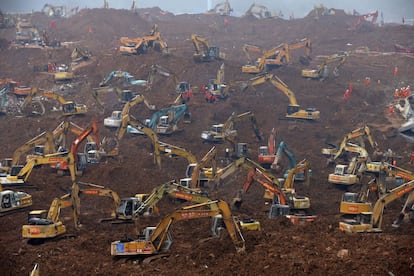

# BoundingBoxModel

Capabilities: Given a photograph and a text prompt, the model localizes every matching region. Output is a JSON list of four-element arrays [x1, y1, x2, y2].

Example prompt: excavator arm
[[243, 73, 320, 121]]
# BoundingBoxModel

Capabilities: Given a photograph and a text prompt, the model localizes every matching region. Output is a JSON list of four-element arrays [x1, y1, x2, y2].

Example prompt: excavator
[[116, 105, 162, 168], [116, 180, 216, 220], [3, 121, 101, 186], [22, 185, 80, 242], [243, 3, 281, 19], [232, 168, 315, 224], [111, 200, 245, 256], [151, 104, 189, 135], [41, 4, 66, 17], [74, 182, 121, 220], [339, 178, 376, 216], [191, 34, 226, 62], [21, 88, 87, 116], [328, 143, 370, 185], [258, 128, 277, 168], [206, 0, 233, 16], [349, 11, 378, 31], [177, 146, 219, 190], [104, 93, 155, 128], [146, 64, 193, 103], [301, 52, 349, 80], [119, 24, 168, 55], [242, 38, 312, 74], [271, 141, 296, 173], [339, 180, 414, 233], [0, 152, 77, 186], [242, 73, 320, 121], [322, 125, 380, 165], [0, 184, 32, 216], [201, 111, 263, 144], [202, 63, 232, 103], [99, 70, 148, 88]]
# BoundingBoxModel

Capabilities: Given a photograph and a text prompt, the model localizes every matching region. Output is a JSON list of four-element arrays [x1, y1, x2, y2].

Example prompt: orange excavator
[[258, 128, 277, 168]]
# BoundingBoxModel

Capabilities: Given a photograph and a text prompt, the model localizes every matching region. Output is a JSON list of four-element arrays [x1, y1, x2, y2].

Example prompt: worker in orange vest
[[394, 66, 399, 77], [343, 89, 350, 100], [364, 77, 371, 87], [388, 105, 394, 115], [394, 88, 400, 98]]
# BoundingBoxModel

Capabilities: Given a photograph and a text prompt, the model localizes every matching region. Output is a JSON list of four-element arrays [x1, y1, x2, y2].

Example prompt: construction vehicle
[[242, 38, 312, 74], [153, 104, 189, 135], [128, 103, 189, 135], [191, 34, 226, 62], [0, 185, 32, 216], [202, 63, 231, 103], [41, 4, 66, 17], [328, 152, 366, 186], [322, 125, 380, 164], [349, 11, 379, 31], [233, 168, 315, 224], [146, 64, 193, 103], [2, 121, 99, 186], [71, 47, 91, 63], [22, 186, 79, 241], [301, 52, 349, 80], [243, 3, 281, 19], [339, 180, 414, 233], [10, 130, 56, 167], [15, 18, 41, 45], [201, 111, 263, 143], [271, 141, 297, 173], [116, 180, 218, 220], [119, 24, 168, 55], [74, 182, 120, 220], [111, 200, 245, 256], [339, 179, 375, 216], [180, 146, 218, 190], [258, 128, 277, 168], [242, 73, 320, 121], [117, 107, 162, 168], [21, 88, 87, 116], [103, 94, 155, 128], [206, 0, 233, 16], [0, 153, 77, 186], [99, 70, 148, 88]]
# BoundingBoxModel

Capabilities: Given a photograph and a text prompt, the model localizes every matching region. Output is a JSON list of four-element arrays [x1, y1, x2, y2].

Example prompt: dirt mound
[[0, 8, 413, 275]]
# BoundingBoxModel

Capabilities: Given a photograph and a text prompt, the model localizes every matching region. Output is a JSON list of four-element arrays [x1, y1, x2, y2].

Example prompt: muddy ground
[[0, 7, 413, 275]]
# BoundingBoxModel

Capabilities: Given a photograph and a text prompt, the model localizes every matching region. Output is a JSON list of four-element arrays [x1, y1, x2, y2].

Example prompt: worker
[[394, 66, 398, 77], [394, 88, 400, 98], [364, 77, 371, 87], [376, 79, 381, 88], [343, 89, 350, 100], [388, 105, 394, 115]]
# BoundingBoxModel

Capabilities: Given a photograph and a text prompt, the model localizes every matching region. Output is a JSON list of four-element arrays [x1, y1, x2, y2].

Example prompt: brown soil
[[1, 8, 413, 275]]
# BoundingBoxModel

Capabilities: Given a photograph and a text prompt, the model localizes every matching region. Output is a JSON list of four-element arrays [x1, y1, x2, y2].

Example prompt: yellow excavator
[[206, 0, 233, 16], [302, 52, 349, 80], [242, 38, 312, 74], [22, 185, 80, 242], [242, 73, 320, 121], [191, 34, 226, 62], [201, 111, 263, 143], [322, 125, 380, 164], [0, 184, 32, 216], [0, 152, 76, 186], [243, 3, 281, 19], [119, 24, 168, 55], [111, 200, 245, 256], [339, 180, 414, 233], [21, 88, 87, 116], [328, 143, 369, 185]]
